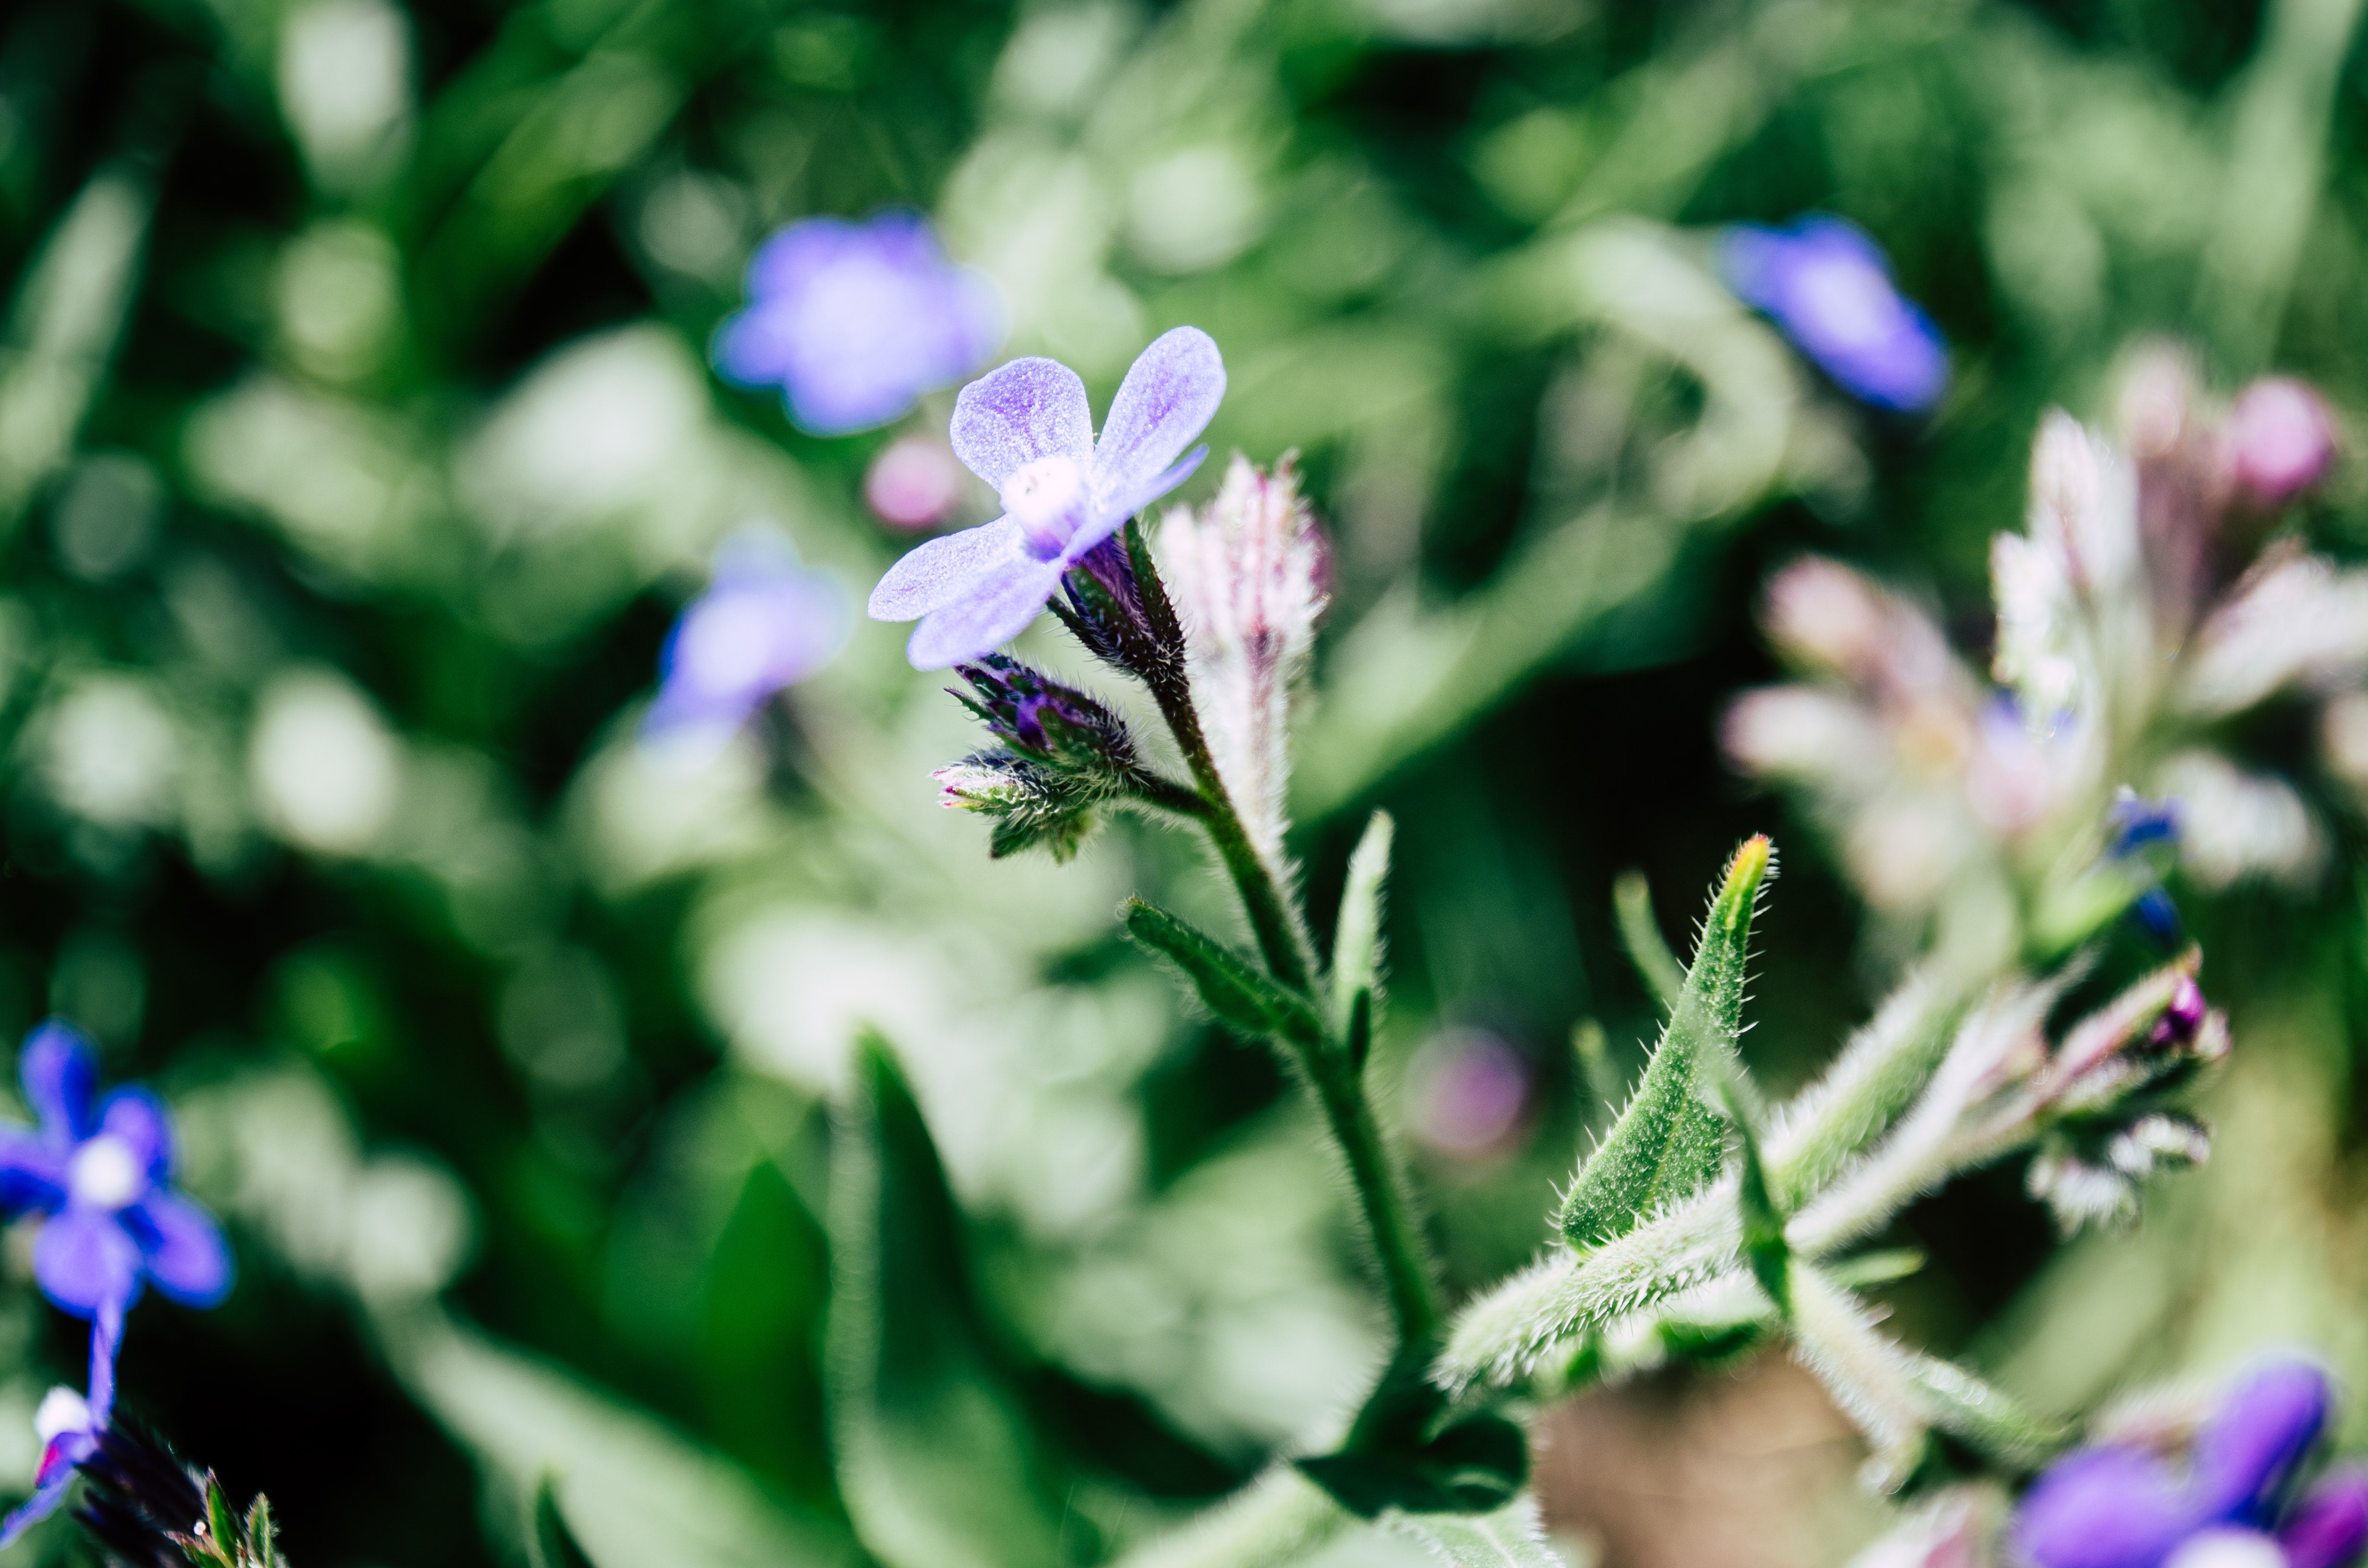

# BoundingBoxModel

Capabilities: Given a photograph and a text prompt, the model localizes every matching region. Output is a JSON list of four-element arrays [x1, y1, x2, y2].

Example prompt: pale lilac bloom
[[1718, 216, 1949, 413], [867, 326, 1225, 669], [0, 1022, 230, 1320], [713, 211, 1001, 437], [865, 436, 965, 530], [0, 1298, 119, 1544], [645, 534, 848, 737], [2227, 378, 2337, 510]]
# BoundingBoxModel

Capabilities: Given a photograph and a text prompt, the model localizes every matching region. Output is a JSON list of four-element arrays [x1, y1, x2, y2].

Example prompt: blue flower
[[2017, 1360, 2368, 1568], [644, 533, 850, 739], [0, 1298, 119, 1545], [0, 1021, 232, 1320], [1717, 216, 1949, 413], [713, 210, 1002, 437], [867, 326, 1225, 669]]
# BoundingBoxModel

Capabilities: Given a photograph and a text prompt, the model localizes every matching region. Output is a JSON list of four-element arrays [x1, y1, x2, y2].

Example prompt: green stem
[[1308, 1048, 1443, 1347]]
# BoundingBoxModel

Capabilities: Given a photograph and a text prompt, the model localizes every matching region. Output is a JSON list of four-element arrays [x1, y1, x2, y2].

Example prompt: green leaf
[[828, 1037, 1072, 1568], [1559, 837, 1772, 1248], [1908, 1355, 2072, 1472], [531, 1476, 598, 1568], [1125, 898, 1326, 1052], [1331, 810, 1394, 1036], [1730, 1105, 1789, 1312], [1108, 1467, 1351, 1568], [1297, 1412, 1529, 1519], [1381, 1495, 1569, 1568], [1612, 870, 1686, 1011]]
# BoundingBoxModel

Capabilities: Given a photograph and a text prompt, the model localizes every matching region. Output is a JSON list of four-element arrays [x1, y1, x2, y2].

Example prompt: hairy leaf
[[1331, 810, 1395, 1036], [1559, 837, 1772, 1248], [1125, 898, 1326, 1051], [1381, 1495, 1568, 1568]]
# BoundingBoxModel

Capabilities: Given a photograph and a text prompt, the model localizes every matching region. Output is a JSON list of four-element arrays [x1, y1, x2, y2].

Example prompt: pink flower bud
[[2227, 378, 2335, 510], [864, 436, 964, 530]]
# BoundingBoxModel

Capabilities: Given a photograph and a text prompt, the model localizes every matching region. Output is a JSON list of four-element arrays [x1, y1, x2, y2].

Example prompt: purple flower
[[867, 326, 1225, 669], [2017, 1360, 2368, 1568], [712, 211, 1001, 437], [0, 1298, 119, 1545], [1717, 216, 1949, 413], [644, 534, 849, 738], [0, 1021, 232, 1321]]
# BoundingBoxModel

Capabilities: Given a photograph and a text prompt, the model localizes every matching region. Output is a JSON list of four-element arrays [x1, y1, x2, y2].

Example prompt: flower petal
[[1111, 443, 1209, 525], [2195, 1360, 2331, 1523], [87, 1298, 122, 1418], [126, 1192, 232, 1309], [905, 557, 1065, 670], [2282, 1469, 2368, 1568], [97, 1089, 172, 1182], [33, 1209, 142, 1318], [1090, 327, 1225, 507], [868, 517, 1025, 622], [2015, 1446, 2199, 1568], [0, 1129, 65, 1214], [0, 1465, 76, 1547], [950, 358, 1092, 490], [19, 1021, 96, 1144]]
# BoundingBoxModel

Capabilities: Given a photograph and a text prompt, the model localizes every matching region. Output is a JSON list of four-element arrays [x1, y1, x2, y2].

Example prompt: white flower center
[[68, 1134, 142, 1211], [999, 454, 1086, 559], [33, 1386, 88, 1446]]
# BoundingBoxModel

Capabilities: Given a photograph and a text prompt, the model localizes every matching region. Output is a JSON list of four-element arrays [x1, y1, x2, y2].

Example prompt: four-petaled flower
[[0, 1021, 232, 1320], [1717, 215, 1949, 414], [867, 326, 1226, 669], [2016, 1360, 2368, 1568], [713, 210, 1002, 437], [644, 532, 849, 740]]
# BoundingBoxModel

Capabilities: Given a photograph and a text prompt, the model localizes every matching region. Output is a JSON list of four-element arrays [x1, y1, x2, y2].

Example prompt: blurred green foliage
[[0, 0, 2364, 1563]]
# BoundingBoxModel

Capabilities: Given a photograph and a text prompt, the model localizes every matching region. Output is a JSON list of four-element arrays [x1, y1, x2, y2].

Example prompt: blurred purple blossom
[[713, 211, 1001, 437], [1718, 216, 1949, 413], [0, 1298, 118, 1545], [645, 533, 848, 740], [0, 1021, 230, 1321], [1407, 1029, 1532, 1158], [2227, 378, 2337, 511], [868, 326, 1224, 669], [2017, 1360, 2368, 1568], [865, 436, 966, 530]]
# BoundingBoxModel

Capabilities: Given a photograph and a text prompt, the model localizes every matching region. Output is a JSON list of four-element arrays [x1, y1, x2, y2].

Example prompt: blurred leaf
[[1297, 1411, 1528, 1518], [1611, 870, 1685, 1012], [1124, 898, 1326, 1051], [1109, 1467, 1351, 1568], [1330, 809, 1394, 1037], [1559, 837, 1770, 1248], [827, 1037, 1070, 1568], [1381, 1495, 1567, 1568], [532, 1475, 598, 1568], [1908, 1354, 2072, 1473]]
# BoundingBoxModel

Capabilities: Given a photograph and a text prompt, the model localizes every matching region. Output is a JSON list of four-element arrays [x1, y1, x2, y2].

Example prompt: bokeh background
[[0, 0, 2365, 1564]]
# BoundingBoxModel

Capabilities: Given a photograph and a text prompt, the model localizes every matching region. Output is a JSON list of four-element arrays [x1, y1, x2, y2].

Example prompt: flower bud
[[951, 653, 1141, 784], [2227, 377, 2335, 511], [931, 751, 1100, 862]]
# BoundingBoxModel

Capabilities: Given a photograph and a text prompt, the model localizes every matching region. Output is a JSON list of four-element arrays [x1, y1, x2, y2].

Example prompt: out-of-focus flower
[[1717, 216, 1949, 413], [0, 1299, 119, 1545], [2017, 1361, 2368, 1568], [2226, 378, 2337, 512], [865, 436, 966, 529], [1405, 1029, 1532, 1159], [0, 1022, 232, 1319], [867, 327, 1224, 669], [712, 211, 1001, 437], [644, 533, 848, 741], [1158, 456, 1328, 869]]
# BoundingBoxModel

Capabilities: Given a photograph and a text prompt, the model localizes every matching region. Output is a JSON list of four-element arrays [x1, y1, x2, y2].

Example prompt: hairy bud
[[951, 654, 1142, 785], [932, 752, 1101, 862]]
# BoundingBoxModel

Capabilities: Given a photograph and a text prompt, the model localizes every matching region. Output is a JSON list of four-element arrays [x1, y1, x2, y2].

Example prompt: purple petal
[[2284, 1470, 2368, 1568], [97, 1088, 172, 1182], [950, 358, 1092, 490], [33, 1209, 142, 1317], [1089, 326, 1225, 509], [2196, 1360, 2331, 1522], [2015, 1446, 2200, 1568], [19, 1021, 96, 1144], [905, 557, 1066, 670], [0, 1467, 75, 1547], [868, 517, 1025, 622], [0, 1129, 66, 1214], [126, 1191, 232, 1308], [1110, 443, 1209, 524]]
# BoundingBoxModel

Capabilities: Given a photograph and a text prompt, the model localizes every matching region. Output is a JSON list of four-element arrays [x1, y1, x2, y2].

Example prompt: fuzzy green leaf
[[1381, 1495, 1568, 1568], [1125, 899, 1326, 1051], [1612, 870, 1686, 1011], [1330, 811, 1394, 1036], [1559, 837, 1772, 1248]]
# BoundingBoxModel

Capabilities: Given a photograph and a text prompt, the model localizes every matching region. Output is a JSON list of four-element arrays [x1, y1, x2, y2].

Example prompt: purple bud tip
[[2283, 1469, 2368, 1568], [2228, 378, 2335, 510], [2195, 1360, 2333, 1522], [2149, 976, 2208, 1051]]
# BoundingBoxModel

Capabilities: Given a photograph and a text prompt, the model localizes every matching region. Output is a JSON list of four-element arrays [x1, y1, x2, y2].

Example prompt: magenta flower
[[644, 534, 849, 738], [867, 327, 1225, 669], [713, 211, 1001, 437], [0, 1022, 231, 1321], [1717, 215, 1948, 413], [2017, 1360, 2368, 1568]]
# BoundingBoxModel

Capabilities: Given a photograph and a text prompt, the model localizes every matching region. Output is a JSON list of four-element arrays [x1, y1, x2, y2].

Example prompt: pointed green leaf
[[1381, 1495, 1568, 1568], [531, 1476, 598, 1568], [1559, 837, 1772, 1248], [1125, 898, 1326, 1051], [206, 1478, 240, 1566], [1612, 870, 1686, 1011], [1331, 810, 1394, 1035], [828, 1036, 1071, 1568]]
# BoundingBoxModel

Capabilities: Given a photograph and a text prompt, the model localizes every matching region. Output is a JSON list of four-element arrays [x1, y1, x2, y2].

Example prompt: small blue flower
[[713, 210, 1002, 437], [867, 326, 1225, 669], [0, 1298, 119, 1544], [644, 533, 850, 739], [2109, 793, 2183, 857], [1717, 216, 1949, 413], [2017, 1360, 2368, 1568], [0, 1021, 232, 1321]]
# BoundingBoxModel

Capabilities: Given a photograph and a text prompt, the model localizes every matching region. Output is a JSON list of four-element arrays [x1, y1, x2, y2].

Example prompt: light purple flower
[[1717, 216, 1949, 413], [644, 533, 849, 738], [0, 1021, 232, 1320], [0, 1297, 119, 1545], [713, 210, 1001, 437], [2017, 1360, 2367, 1568], [867, 326, 1225, 669]]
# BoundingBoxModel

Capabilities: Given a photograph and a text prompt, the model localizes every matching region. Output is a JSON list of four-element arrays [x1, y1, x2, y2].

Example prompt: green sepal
[[1124, 898, 1326, 1052], [205, 1477, 240, 1567], [531, 1475, 597, 1568], [1559, 837, 1772, 1248], [244, 1495, 282, 1568], [1732, 1108, 1789, 1312], [1330, 811, 1394, 1037], [1613, 869, 1686, 1011]]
